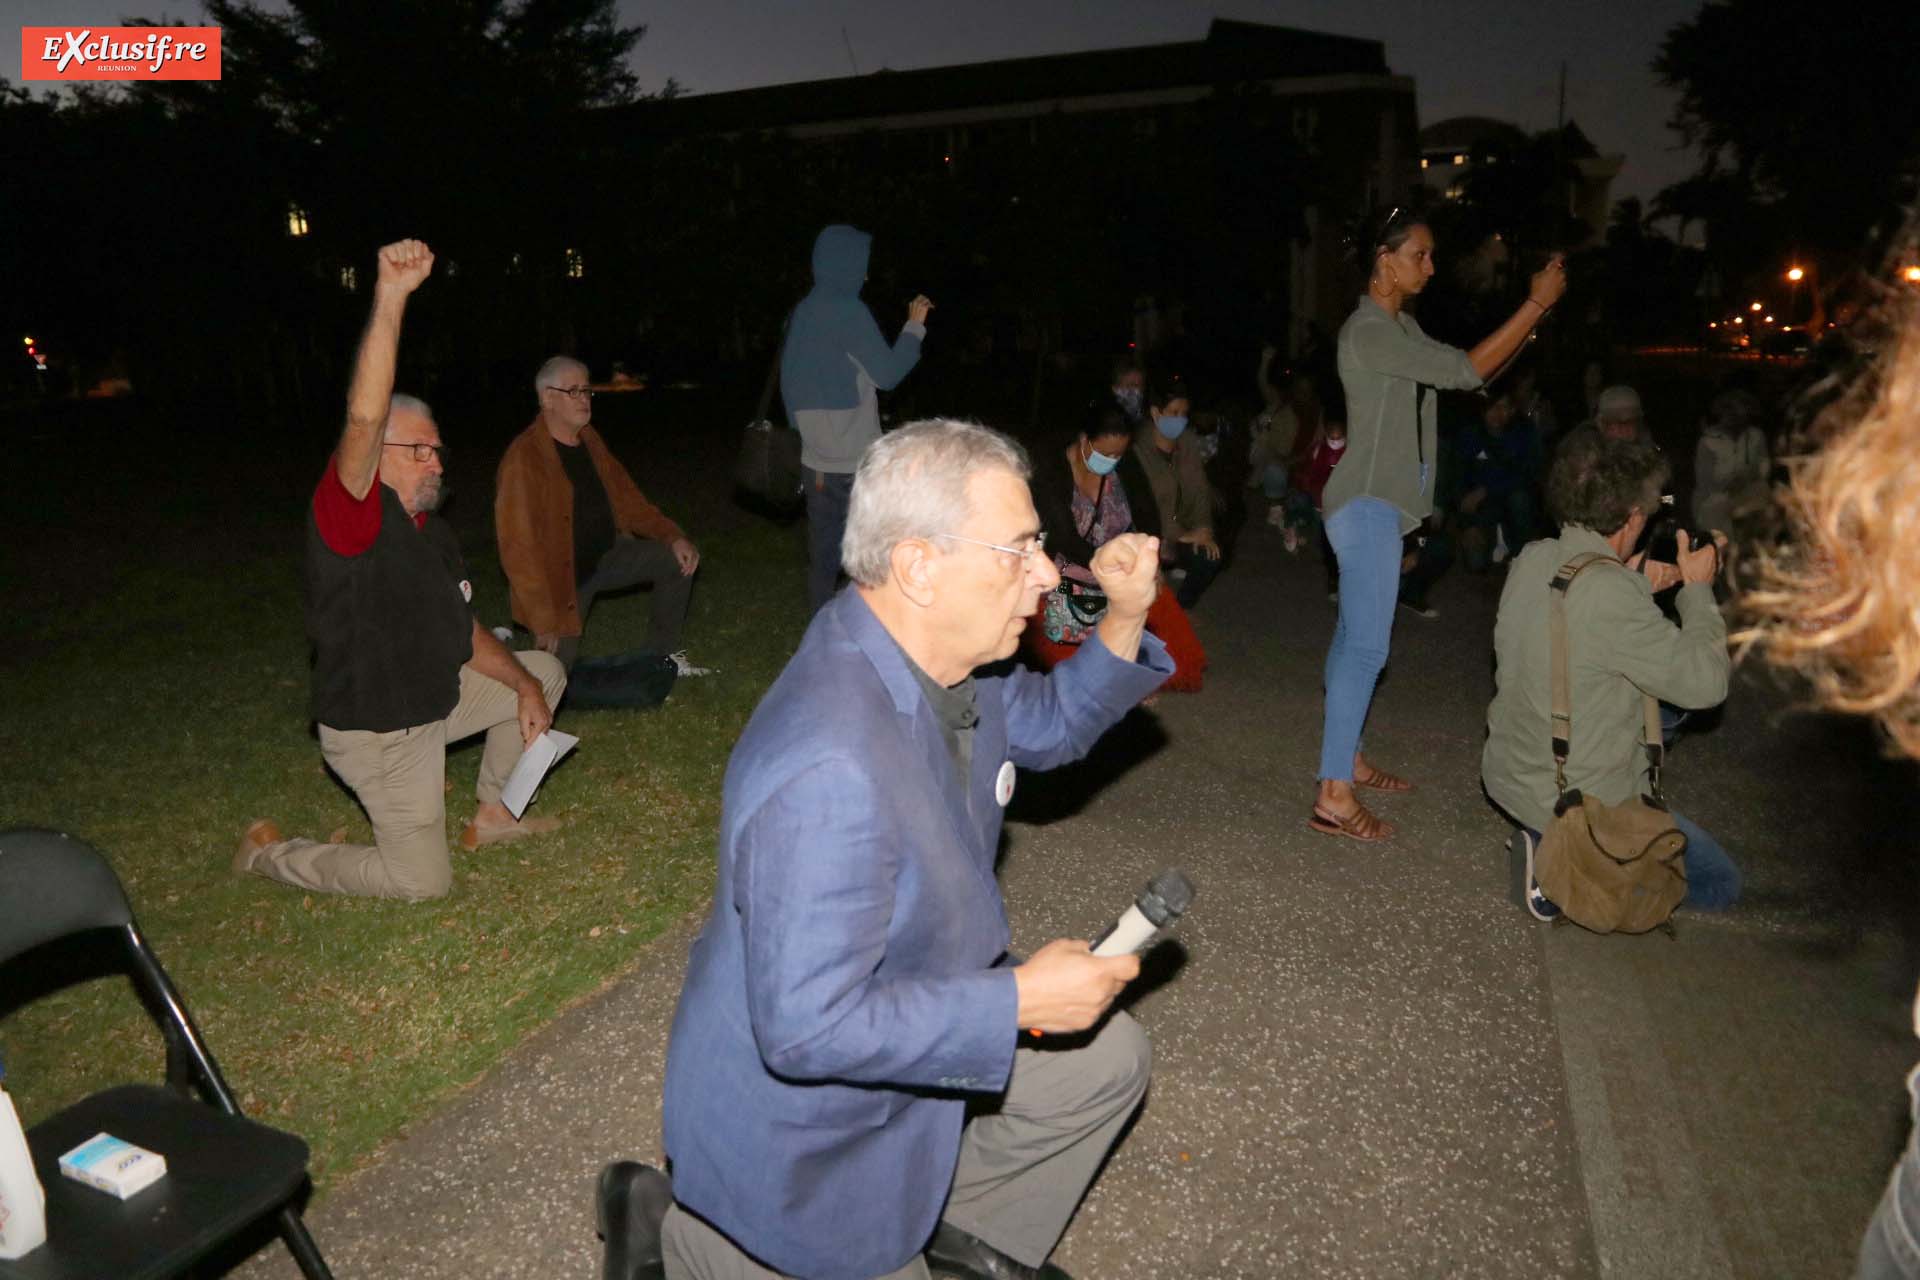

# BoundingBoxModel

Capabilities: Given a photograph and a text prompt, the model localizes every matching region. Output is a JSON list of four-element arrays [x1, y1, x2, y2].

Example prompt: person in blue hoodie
[[781, 225, 934, 611]]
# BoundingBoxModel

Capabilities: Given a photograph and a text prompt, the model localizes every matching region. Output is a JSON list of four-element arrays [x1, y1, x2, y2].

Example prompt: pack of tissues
[[58, 1133, 167, 1199]]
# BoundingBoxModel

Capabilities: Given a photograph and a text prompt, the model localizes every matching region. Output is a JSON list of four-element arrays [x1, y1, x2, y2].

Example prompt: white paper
[[500, 730, 579, 819]]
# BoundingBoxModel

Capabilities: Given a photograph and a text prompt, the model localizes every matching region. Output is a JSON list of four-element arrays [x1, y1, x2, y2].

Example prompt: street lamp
[[1749, 301, 1762, 312], [1905, 266, 1920, 284], [1786, 267, 1805, 282]]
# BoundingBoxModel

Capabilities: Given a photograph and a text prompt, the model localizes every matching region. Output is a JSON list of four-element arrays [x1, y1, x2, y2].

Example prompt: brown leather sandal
[[1352, 763, 1414, 793], [1307, 802, 1396, 841]]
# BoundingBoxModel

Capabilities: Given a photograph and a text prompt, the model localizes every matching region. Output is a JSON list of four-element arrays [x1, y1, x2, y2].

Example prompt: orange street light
[[1905, 266, 1920, 284], [1786, 267, 1805, 282], [1749, 301, 1762, 311]]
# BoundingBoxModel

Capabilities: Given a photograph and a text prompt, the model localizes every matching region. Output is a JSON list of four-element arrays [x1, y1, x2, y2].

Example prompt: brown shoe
[[233, 818, 284, 874], [459, 815, 562, 851]]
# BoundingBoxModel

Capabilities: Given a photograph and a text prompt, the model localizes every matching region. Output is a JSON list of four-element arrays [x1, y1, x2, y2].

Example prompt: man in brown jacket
[[495, 356, 703, 670]]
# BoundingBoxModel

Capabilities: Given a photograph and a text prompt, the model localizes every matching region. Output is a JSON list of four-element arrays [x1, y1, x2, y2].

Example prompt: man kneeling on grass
[[235, 239, 566, 901]]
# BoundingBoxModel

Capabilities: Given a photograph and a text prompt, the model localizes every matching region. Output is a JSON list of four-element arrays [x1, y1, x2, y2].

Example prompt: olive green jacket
[[1482, 526, 1729, 833], [1329, 296, 1483, 533], [1129, 425, 1212, 559]]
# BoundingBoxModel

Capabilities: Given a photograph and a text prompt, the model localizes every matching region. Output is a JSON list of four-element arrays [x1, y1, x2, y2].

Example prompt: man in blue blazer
[[659, 420, 1173, 1280]]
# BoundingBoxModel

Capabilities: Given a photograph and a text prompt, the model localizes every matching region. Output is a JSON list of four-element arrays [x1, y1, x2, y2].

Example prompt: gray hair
[[842, 419, 1031, 588], [534, 355, 587, 397], [1596, 384, 1643, 421], [1547, 431, 1668, 535], [386, 393, 434, 429]]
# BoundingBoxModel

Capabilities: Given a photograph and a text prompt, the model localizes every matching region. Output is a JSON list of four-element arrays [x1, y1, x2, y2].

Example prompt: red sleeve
[[312, 454, 383, 556]]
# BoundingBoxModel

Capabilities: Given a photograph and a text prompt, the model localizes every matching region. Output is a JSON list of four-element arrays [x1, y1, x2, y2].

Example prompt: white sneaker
[[667, 651, 714, 677]]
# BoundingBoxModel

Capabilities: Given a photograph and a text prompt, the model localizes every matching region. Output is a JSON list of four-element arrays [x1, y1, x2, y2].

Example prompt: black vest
[[307, 485, 473, 732]]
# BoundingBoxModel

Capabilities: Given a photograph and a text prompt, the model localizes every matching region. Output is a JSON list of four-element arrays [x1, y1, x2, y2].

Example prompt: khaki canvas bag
[[1534, 553, 1688, 934]]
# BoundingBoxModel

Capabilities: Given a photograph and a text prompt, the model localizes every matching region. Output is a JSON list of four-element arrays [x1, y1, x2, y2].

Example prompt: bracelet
[[1525, 298, 1548, 315]]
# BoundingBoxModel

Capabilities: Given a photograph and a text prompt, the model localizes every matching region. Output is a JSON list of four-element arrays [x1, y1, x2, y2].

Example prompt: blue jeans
[[1319, 497, 1402, 781], [1524, 808, 1741, 911], [1669, 810, 1742, 910], [1857, 1066, 1920, 1279], [805, 469, 856, 614]]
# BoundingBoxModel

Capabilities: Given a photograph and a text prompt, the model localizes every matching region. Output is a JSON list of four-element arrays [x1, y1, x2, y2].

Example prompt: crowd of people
[[222, 205, 1920, 1280]]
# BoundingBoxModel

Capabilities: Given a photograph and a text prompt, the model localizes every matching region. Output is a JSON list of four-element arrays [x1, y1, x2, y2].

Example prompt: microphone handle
[[1090, 904, 1159, 958]]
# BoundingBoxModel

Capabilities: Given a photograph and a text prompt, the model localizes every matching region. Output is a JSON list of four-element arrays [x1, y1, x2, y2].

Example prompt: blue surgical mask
[[1155, 414, 1189, 441], [1114, 387, 1143, 416], [1084, 443, 1122, 476]]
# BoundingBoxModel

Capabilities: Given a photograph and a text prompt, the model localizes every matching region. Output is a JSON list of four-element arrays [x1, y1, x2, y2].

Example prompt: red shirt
[[312, 457, 424, 556], [1293, 438, 1347, 508]]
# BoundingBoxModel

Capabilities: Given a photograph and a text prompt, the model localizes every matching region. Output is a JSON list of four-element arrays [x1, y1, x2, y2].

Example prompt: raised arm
[[336, 240, 435, 499], [1467, 253, 1567, 384]]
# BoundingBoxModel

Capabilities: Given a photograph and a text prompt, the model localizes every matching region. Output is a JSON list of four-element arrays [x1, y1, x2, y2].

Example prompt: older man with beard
[[235, 240, 566, 900]]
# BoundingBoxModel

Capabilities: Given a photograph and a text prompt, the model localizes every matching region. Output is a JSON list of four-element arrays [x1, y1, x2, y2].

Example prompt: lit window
[[339, 265, 357, 292], [1453, 153, 1465, 165], [287, 205, 309, 237], [565, 248, 585, 280], [1420, 158, 1430, 170]]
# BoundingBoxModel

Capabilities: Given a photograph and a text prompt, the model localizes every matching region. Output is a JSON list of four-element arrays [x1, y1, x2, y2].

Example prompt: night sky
[[8, 0, 1704, 210]]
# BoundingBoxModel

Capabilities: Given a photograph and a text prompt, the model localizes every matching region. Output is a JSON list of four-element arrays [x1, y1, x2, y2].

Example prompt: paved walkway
[[235, 510, 1917, 1279]]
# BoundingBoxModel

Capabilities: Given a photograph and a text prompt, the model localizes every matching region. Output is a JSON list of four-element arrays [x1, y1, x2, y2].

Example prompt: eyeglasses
[[544, 384, 594, 401], [382, 441, 448, 464], [933, 531, 1048, 564]]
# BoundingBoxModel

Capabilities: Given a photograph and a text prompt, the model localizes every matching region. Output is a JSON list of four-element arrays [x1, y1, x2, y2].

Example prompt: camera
[[1635, 496, 1710, 567]]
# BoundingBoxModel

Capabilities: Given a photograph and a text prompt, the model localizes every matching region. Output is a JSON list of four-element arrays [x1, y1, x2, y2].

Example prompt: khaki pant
[[249, 653, 566, 900], [663, 1010, 1151, 1279]]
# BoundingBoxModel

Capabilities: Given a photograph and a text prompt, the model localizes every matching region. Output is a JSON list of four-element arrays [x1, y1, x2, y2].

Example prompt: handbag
[[1041, 578, 1108, 645], [561, 651, 677, 711], [734, 313, 803, 507], [1532, 553, 1688, 934]]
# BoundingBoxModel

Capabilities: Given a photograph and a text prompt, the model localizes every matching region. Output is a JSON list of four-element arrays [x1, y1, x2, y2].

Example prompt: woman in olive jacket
[[1310, 210, 1567, 841]]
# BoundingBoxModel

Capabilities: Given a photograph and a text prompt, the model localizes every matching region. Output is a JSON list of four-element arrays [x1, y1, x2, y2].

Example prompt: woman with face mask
[[1310, 207, 1568, 842], [1129, 380, 1222, 610], [1022, 406, 1207, 692]]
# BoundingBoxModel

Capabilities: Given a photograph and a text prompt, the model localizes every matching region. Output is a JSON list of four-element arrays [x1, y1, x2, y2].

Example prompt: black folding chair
[[0, 828, 332, 1279]]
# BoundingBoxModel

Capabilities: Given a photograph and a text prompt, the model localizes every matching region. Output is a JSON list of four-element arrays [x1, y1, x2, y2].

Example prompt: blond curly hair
[[1739, 253, 1920, 757]]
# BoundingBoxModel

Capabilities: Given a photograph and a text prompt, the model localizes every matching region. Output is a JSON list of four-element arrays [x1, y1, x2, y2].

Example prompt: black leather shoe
[[925, 1221, 1072, 1280], [597, 1160, 673, 1280]]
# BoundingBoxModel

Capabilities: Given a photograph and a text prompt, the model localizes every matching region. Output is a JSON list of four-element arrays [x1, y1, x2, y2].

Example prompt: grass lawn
[[0, 389, 808, 1190]]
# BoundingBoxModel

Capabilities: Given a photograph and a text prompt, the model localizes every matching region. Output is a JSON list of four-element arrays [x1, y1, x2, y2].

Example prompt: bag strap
[[753, 309, 795, 425], [1548, 553, 1666, 803]]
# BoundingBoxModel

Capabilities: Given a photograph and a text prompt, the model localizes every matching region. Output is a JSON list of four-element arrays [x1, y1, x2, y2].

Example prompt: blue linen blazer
[[662, 589, 1170, 1280]]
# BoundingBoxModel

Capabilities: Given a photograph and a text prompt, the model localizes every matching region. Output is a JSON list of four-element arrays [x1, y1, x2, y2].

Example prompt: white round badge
[[995, 760, 1016, 807]]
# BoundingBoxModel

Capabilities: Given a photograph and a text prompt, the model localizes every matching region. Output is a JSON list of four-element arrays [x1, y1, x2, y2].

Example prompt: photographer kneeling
[[1482, 433, 1742, 920]]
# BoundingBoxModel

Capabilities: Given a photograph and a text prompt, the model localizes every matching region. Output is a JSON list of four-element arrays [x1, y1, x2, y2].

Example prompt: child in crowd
[[1272, 417, 1346, 557], [1248, 345, 1308, 497]]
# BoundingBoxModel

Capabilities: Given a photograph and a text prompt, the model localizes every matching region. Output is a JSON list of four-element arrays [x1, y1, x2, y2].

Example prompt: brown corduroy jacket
[[494, 415, 685, 638]]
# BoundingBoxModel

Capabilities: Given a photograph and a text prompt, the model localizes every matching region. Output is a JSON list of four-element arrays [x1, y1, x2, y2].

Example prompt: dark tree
[[1656, 0, 1920, 259]]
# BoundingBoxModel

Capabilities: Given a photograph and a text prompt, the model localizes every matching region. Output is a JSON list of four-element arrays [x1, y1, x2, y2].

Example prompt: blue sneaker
[[1518, 829, 1561, 921]]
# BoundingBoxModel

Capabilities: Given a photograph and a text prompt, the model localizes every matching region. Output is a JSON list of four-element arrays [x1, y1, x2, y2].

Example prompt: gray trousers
[[662, 1010, 1151, 1280], [247, 653, 567, 900], [557, 535, 693, 668]]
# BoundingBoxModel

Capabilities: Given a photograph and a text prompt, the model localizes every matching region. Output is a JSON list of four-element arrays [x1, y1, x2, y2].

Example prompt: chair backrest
[[0, 828, 134, 966]]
